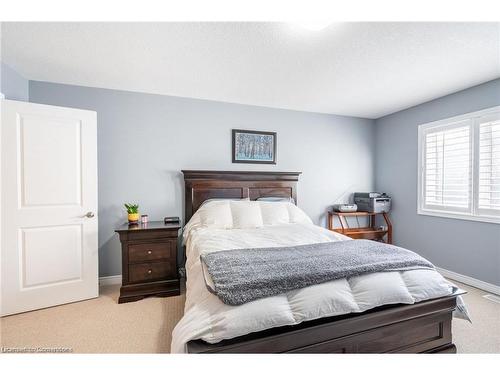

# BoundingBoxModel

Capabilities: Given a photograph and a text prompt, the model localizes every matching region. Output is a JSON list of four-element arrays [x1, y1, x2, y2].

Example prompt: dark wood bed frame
[[182, 170, 460, 354]]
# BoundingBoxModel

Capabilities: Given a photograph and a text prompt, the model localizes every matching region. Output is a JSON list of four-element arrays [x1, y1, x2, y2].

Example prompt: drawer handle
[[147, 269, 152, 274], [147, 250, 152, 255]]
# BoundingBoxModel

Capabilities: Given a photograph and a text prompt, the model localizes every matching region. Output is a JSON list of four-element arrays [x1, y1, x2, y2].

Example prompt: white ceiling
[[2, 22, 499, 118]]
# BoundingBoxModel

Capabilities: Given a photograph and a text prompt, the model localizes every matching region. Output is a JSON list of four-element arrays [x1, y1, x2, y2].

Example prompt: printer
[[353, 192, 391, 213]]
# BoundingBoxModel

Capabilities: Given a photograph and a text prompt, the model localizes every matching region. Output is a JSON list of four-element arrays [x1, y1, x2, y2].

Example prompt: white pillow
[[200, 197, 249, 207], [259, 201, 290, 225], [286, 203, 313, 225], [230, 201, 264, 228], [257, 196, 295, 204], [198, 200, 233, 229]]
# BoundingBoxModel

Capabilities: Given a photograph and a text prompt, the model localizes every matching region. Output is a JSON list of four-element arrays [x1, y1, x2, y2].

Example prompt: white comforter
[[170, 223, 457, 353]]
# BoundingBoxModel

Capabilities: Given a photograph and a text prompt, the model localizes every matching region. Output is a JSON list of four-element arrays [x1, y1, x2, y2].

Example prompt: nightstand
[[328, 211, 392, 244], [115, 221, 181, 303]]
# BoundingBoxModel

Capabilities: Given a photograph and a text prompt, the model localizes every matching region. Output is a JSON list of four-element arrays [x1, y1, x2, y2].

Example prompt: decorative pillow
[[286, 203, 313, 225], [230, 201, 264, 228], [200, 197, 249, 207], [198, 200, 233, 229], [257, 196, 295, 204], [259, 201, 290, 226]]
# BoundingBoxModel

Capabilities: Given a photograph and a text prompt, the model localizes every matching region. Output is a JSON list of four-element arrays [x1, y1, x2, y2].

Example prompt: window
[[478, 114, 500, 215], [418, 106, 500, 224]]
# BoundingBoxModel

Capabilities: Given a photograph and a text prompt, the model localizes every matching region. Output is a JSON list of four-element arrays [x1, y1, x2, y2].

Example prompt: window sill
[[417, 208, 500, 225]]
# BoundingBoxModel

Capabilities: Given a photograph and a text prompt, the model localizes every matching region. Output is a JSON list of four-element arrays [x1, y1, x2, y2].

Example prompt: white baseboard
[[98, 269, 184, 286], [99, 269, 500, 296], [99, 275, 122, 286], [436, 267, 500, 296]]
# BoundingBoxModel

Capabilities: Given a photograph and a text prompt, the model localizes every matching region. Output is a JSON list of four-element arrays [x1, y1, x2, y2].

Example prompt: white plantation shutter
[[423, 121, 472, 212], [478, 114, 500, 214], [418, 106, 500, 223]]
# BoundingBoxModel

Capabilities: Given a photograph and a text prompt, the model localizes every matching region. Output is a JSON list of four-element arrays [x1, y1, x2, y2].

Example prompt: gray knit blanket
[[200, 239, 434, 305]]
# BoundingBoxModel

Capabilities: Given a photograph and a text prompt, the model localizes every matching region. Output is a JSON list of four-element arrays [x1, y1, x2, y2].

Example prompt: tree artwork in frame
[[232, 129, 277, 164]]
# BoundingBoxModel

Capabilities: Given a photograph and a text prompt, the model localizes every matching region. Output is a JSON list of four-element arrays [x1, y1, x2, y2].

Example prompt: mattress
[[170, 222, 459, 353]]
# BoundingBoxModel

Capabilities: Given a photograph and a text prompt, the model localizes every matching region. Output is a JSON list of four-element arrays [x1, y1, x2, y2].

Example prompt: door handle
[[84, 212, 95, 218]]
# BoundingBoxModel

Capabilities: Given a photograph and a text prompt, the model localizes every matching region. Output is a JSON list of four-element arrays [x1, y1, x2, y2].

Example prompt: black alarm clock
[[164, 216, 181, 225]]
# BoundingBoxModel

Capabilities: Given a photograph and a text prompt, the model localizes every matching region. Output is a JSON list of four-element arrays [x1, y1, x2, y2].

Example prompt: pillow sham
[[184, 200, 313, 237], [198, 200, 233, 229], [230, 201, 264, 229], [286, 203, 313, 225], [256, 196, 295, 204], [200, 197, 249, 208], [259, 201, 290, 225]]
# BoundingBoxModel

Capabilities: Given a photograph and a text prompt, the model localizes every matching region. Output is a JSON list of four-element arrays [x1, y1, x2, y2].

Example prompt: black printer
[[353, 192, 391, 213]]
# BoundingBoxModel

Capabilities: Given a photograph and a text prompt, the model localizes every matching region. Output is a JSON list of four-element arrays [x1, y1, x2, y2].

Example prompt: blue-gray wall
[[1, 62, 29, 101], [375, 79, 500, 286], [29, 81, 375, 277], [11, 67, 500, 286]]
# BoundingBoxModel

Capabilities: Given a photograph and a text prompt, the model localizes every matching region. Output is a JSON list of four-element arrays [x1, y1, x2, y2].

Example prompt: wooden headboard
[[182, 170, 301, 223]]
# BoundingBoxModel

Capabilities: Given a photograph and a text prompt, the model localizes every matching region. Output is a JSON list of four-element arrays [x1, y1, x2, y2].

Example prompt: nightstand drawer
[[128, 241, 175, 263], [128, 261, 176, 283], [127, 230, 178, 241]]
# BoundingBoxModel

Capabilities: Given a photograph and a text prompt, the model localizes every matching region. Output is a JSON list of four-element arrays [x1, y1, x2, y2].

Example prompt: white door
[[1, 99, 98, 316]]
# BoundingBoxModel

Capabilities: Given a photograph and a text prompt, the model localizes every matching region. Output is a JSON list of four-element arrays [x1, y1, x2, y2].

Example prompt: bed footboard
[[187, 293, 459, 354]]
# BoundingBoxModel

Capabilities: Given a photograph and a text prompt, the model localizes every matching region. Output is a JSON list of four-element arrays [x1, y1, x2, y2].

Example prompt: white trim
[[436, 267, 500, 296], [417, 105, 500, 225], [417, 209, 500, 224], [99, 275, 122, 286], [483, 294, 500, 304], [99, 269, 500, 296], [0, 93, 5, 99]]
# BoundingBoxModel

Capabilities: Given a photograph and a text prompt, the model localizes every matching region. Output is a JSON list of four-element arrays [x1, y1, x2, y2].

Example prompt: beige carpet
[[1, 280, 499, 353], [0, 284, 185, 353], [452, 281, 500, 353]]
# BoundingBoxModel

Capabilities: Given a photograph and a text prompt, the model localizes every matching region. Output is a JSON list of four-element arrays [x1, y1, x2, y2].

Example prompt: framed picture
[[232, 129, 277, 164]]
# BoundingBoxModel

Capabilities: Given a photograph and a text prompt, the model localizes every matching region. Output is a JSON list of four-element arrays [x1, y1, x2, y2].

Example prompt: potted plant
[[124, 203, 139, 223]]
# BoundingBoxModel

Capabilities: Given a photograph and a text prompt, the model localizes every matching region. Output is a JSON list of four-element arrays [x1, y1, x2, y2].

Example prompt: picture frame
[[232, 129, 277, 164]]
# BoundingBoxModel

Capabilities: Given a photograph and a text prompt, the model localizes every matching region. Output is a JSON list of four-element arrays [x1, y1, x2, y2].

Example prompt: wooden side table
[[115, 221, 181, 303], [328, 211, 392, 244]]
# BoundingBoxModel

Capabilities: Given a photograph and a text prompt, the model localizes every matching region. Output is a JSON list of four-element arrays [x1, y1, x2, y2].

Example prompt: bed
[[171, 170, 465, 354]]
